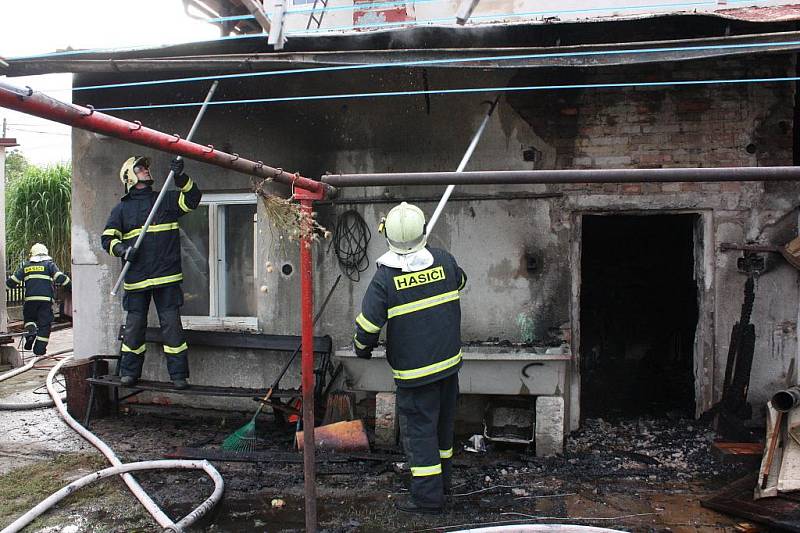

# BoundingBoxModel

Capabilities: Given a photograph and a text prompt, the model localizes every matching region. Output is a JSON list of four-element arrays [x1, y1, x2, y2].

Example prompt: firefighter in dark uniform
[[7, 243, 71, 355], [354, 202, 467, 514], [101, 156, 201, 389]]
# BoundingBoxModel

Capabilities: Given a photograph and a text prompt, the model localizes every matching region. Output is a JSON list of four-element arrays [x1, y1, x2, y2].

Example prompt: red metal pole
[[295, 187, 324, 532], [0, 80, 330, 195]]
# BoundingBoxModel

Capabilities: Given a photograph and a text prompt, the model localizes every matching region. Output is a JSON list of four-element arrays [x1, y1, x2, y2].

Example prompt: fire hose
[[0, 356, 224, 533], [0, 348, 73, 410]]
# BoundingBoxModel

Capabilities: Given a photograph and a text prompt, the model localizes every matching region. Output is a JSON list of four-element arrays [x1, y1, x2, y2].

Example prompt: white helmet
[[119, 156, 151, 191], [381, 202, 427, 255], [30, 243, 48, 257]]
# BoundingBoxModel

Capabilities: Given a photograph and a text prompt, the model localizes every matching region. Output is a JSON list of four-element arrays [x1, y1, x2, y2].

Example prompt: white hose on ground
[[0, 349, 72, 410], [0, 348, 73, 384], [0, 355, 225, 533], [1, 459, 224, 533], [0, 399, 59, 410], [452, 526, 625, 533]]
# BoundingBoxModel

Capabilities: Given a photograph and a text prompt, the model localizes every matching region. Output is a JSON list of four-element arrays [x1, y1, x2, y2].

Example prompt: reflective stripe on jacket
[[6, 260, 70, 301], [354, 247, 467, 388], [100, 178, 201, 292]]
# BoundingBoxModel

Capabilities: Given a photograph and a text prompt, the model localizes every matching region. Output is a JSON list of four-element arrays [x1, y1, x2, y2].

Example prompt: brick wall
[[505, 54, 796, 185]]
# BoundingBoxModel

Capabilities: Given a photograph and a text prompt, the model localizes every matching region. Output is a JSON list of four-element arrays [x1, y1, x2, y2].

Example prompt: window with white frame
[[180, 193, 258, 328]]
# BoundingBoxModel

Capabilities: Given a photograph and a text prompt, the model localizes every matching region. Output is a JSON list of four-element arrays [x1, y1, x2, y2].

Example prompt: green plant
[[6, 162, 72, 270], [4, 150, 28, 183]]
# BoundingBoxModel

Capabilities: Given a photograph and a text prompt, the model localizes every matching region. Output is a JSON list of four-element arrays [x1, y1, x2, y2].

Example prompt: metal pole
[[0, 80, 330, 195], [427, 97, 499, 235], [110, 81, 219, 296], [299, 198, 317, 533], [322, 166, 800, 187]]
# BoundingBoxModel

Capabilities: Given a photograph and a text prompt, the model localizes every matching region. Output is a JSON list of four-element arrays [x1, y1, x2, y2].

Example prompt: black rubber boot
[[23, 323, 36, 351], [120, 376, 138, 386], [173, 378, 189, 390], [394, 496, 443, 515]]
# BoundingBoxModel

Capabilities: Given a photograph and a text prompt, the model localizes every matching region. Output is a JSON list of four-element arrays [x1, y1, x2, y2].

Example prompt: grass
[[0, 452, 152, 532], [6, 163, 72, 270]]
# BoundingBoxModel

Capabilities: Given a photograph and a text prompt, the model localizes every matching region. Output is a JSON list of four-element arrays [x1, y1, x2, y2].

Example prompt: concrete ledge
[[336, 346, 571, 396]]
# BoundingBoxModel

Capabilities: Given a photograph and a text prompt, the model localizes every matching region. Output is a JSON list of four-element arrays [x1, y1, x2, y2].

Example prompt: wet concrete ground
[[0, 329, 758, 531]]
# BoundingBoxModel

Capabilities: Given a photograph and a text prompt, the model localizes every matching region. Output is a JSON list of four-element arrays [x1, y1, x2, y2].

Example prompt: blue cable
[[94, 75, 800, 112], [70, 38, 800, 92]]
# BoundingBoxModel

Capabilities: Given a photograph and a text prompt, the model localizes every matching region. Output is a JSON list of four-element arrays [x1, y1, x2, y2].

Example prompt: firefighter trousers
[[397, 372, 459, 508], [120, 284, 189, 380], [23, 301, 53, 356]]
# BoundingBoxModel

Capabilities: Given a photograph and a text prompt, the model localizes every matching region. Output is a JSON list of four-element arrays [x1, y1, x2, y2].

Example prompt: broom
[[223, 275, 342, 452]]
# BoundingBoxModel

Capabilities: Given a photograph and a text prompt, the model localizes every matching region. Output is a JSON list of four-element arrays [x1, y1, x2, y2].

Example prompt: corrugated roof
[[4, 4, 800, 73]]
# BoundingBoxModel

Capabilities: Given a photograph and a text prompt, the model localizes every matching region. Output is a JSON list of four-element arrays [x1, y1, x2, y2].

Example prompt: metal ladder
[[306, 0, 329, 29]]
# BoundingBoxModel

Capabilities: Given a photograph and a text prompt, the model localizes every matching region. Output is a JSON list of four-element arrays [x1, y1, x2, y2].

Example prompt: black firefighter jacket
[[7, 260, 71, 302], [101, 178, 201, 292], [354, 247, 467, 388]]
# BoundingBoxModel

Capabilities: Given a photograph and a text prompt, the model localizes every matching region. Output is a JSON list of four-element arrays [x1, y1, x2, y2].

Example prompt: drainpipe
[[322, 166, 800, 187], [0, 80, 327, 532], [0, 81, 331, 196]]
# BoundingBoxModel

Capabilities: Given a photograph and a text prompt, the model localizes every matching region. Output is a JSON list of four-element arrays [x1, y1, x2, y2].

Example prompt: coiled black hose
[[329, 209, 371, 282]]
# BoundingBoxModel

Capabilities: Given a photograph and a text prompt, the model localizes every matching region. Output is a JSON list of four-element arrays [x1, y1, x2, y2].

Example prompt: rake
[[222, 275, 342, 452]]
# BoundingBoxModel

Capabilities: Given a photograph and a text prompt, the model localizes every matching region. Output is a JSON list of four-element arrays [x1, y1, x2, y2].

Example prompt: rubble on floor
[[0, 403, 752, 532]]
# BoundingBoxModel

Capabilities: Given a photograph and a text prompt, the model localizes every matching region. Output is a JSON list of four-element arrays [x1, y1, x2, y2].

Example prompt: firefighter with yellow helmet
[[101, 156, 201, 389], [353, 202, 467, 514], [6, 243, 71, 355]]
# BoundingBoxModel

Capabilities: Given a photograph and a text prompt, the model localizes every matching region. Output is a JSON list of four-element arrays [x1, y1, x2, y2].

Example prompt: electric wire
[[68, 36, 800, 93], [7, 0, 779, 61], [329, 209, 371, 282], [94, 75, 800, 112]]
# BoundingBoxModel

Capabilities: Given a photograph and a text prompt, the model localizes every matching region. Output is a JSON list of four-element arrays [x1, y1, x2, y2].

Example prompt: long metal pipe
[[299, 198, 317, 533], [322, 166, 800, 187], [427, 96, 498, 235], [0, 80, 330, 195]]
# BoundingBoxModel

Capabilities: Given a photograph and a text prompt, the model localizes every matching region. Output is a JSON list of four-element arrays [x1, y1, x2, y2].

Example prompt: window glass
[[180, 206, 210, 316], [224, 204, 257, 317]]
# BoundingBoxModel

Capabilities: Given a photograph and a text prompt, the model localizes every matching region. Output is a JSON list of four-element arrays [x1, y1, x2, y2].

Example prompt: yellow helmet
[[382, 202, 427, 255], [119, 156, 150, 191], [30, 243, 48, 257]]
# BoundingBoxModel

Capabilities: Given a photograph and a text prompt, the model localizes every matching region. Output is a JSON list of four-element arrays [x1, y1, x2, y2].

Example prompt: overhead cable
[[94, 75, 800, 112], [70, 37, 800, 92]]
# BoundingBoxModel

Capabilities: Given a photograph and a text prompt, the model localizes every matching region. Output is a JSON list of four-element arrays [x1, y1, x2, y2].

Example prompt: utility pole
[[2, 118, 6, 138]]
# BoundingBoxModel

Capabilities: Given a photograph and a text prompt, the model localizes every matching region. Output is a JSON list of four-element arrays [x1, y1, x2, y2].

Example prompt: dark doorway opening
[[580, 214, 699, 419]]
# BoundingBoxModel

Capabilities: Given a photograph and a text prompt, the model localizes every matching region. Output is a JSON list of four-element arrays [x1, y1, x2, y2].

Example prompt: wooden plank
[[87, 375, 298, 398], [701, 473, 800, 532], [117, 325, 332, 354]]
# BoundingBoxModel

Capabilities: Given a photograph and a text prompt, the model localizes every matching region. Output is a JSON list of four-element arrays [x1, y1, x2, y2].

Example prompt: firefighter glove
[[355, 346, 373, 359], [170, 158, 186, 183], [123, 246, 138, 264]]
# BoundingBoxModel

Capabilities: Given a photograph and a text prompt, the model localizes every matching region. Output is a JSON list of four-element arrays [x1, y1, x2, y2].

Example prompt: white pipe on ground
[[1, 460, 224, 533], [0, 348, 73, 384], [0, 355, 225, 533]]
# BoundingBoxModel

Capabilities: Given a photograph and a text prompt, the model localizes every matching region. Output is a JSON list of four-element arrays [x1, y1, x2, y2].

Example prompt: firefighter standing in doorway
[[353, 202, 467, 514], [6, 243, 71, 355], [101, 156, 201, 389]]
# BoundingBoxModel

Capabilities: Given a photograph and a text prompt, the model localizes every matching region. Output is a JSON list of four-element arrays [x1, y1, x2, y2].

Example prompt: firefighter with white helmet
[[354, 202, 467, 514], [6, 243, 71, 354], [101, 156, 201, 389]]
